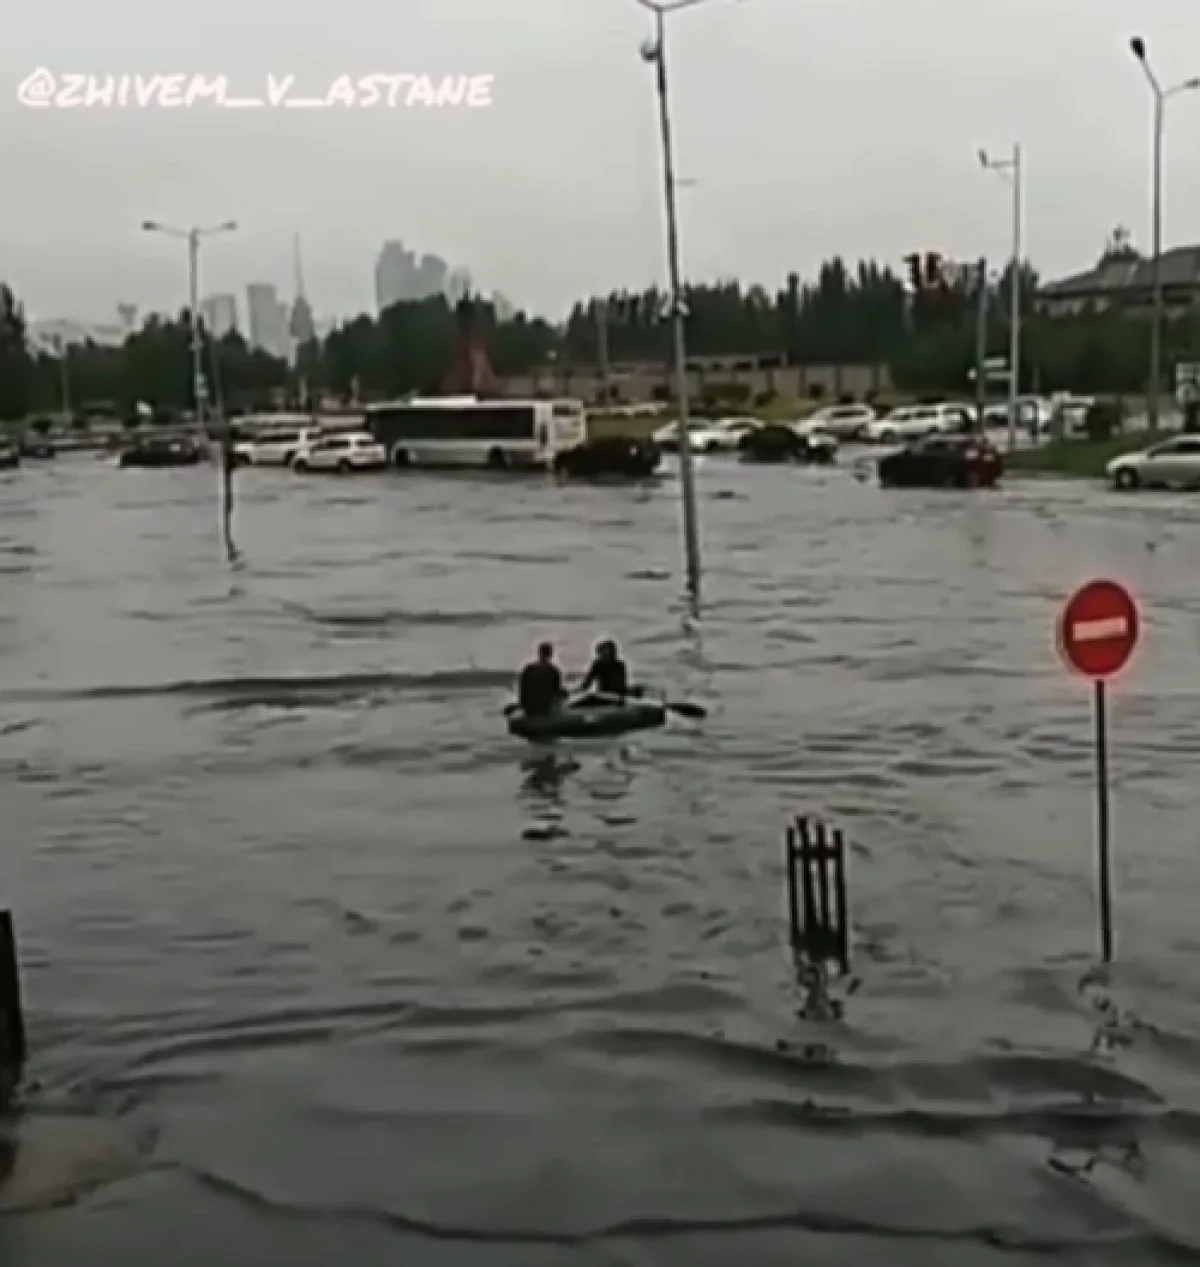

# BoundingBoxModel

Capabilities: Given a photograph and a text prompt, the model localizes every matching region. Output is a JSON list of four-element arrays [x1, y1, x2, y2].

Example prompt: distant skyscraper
[[446, 268, 472, 302], [246, 283, 288, 358], [374, 240, 457, 311], [201, 294, 238, 338]]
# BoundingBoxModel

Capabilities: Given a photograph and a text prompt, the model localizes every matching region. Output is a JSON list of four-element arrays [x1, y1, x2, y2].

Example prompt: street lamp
[[979, 145, 1022, 452], [1129, 38, 1200, 428], [636, 0, 721, 603], [141, 220, 237, 428]]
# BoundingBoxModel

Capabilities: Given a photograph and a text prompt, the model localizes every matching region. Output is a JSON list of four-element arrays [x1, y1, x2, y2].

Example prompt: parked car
[[804, 403, 876, 439], [652, 417, 760, 453], [292, 432, 387, 473], [877, 434, 1002, 488], [739, 423, 837, 464], [0, 440, 20, 469], [983, 396, 1053, 434], [866, 403, 975, 443], [232, 426, 321, 467], [1106, 435, 1200, 490]]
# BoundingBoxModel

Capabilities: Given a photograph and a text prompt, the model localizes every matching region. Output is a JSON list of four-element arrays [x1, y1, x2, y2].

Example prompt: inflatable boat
[[507, 696, 667, 741]]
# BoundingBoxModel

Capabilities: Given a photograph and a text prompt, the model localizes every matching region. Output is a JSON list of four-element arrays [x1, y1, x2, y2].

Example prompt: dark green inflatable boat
[[507, 697, 667, 741]]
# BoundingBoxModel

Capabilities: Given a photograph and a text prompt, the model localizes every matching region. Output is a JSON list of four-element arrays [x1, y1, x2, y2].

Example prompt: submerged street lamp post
[[1129, 38, 1200, 429], [141, 220, 237, 429], [143, 219, 238, 558], [637, 0, 713, 602], [979, 146, 1022, 452]]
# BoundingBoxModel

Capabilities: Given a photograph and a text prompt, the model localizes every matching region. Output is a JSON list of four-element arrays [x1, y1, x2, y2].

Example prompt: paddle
[[593, 692, 707, 720]]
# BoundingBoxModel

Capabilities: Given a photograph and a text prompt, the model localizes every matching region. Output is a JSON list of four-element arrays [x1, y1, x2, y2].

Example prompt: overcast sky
[[2, 0, 1199, 325]]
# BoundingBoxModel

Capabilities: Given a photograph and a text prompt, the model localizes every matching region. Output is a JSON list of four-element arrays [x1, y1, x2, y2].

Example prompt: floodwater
[[2, 455, 1200, 1265]]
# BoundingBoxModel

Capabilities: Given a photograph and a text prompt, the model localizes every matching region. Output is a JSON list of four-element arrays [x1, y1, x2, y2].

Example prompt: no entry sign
[[1058, 580, 1139, 680]]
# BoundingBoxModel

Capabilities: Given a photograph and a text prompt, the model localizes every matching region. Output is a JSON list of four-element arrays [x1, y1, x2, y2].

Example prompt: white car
[[292, 432, 387, 473], [652, 416, 761, 453], [1107, 435, 1200, 490], [983, 396, 1054, 434], [805, 403, 876, 439], [233, 427, 320, 466], [789, 419, 840, 458], [866, 403, 975, 443]]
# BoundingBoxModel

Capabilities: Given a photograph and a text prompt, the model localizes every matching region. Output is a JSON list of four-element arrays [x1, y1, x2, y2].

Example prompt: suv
[[233, 427, 320, 466], [293, 432, 387, 473], [806, 403, 876, 439], [867, 403, 975, 443]]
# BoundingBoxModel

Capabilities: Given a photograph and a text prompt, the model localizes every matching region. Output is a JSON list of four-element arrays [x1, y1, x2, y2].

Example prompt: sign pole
[[1057, 578, 1139, 968], [1093, 680, 1113, 963]]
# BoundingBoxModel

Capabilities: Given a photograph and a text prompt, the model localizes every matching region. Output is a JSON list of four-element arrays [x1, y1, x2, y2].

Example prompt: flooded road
[[2, 457, 1200, 1264]]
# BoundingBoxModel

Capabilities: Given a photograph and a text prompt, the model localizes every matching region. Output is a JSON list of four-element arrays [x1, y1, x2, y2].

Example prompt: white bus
[[364, 397, 588, 470]]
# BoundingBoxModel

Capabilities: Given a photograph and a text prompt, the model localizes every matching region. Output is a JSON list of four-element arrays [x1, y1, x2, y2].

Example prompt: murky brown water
[[2, 456, 1200, 1264]]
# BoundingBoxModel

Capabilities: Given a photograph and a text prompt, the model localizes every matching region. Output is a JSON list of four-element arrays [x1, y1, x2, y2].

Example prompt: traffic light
[[904, 253, 921, 291]]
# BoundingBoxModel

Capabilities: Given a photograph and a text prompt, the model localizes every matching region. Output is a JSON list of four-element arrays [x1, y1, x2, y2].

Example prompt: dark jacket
[[580, 657, 629, 698], [518, 661, 564, 715]]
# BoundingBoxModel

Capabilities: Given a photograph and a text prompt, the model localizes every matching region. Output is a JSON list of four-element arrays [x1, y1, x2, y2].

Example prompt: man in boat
[[577, 639, 631, 703], [517, 641, 567, 716]]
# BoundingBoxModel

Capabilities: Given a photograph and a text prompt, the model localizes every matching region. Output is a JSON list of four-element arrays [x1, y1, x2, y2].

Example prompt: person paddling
[[517, 641, 567, 716], [578, 639, 630, 703]]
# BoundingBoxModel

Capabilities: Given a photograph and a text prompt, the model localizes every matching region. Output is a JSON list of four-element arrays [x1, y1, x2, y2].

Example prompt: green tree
[[0, 284, 31, 421]]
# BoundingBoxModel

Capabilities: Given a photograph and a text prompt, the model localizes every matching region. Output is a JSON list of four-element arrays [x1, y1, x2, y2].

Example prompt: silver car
[[1107, 436, 1200, 490]]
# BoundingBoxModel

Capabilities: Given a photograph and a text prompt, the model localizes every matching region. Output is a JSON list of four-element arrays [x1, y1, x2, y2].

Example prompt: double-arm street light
[[636, 0, 721, 602], [141, 220, 237, 428], [978, 146, 1021, 452], [1129, 37, 1200, 429]]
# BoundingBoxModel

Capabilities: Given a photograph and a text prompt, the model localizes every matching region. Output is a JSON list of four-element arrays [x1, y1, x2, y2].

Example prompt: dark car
[[118, 437, 206, 468], [19, 435, 55, 459], [738, 423, 837, 465], [877, 434, 1002, 489], [553, 435, 661, 480], [0, 440, 19, 470]]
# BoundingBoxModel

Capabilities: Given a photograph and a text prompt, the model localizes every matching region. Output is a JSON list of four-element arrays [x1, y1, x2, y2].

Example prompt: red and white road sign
[[1057, 580, 1140, 679]]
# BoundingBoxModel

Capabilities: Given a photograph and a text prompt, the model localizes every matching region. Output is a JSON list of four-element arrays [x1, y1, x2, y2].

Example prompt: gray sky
[[2, 0, 1199, 325]]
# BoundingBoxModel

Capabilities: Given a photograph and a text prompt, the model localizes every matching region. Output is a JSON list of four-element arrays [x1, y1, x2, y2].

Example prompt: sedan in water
[[1106, 436, 1200, 490], [877, 434, 1002, 488]]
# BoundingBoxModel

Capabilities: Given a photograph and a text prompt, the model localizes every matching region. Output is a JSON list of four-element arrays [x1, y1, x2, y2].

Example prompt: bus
[[363, 397, 587, 470]]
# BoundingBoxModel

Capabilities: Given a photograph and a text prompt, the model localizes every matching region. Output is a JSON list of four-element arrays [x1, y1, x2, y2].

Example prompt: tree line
[[0, 246, 1188, 423]]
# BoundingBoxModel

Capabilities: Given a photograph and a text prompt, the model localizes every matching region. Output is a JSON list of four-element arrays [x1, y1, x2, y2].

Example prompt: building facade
[[1038, 241, 1200, 317]]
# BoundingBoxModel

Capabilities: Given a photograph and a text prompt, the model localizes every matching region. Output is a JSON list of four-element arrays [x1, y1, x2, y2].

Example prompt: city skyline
[[24, 235, 513, 345], [5, 3, 1200, 327]]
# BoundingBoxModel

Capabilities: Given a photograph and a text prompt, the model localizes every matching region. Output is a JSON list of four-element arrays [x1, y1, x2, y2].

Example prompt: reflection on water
[[4, 459, 1200, 1261]]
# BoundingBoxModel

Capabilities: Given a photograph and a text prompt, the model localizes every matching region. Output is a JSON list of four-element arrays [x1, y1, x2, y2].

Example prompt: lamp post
[[1129, 38, 1200, 429], [636, 0, 719, 603], [979, 146, 1021, 452], [141, 220, 236, 428]]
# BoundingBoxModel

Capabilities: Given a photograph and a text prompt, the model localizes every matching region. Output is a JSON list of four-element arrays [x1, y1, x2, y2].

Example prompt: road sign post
[[1056, 579, 1140, 963]]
